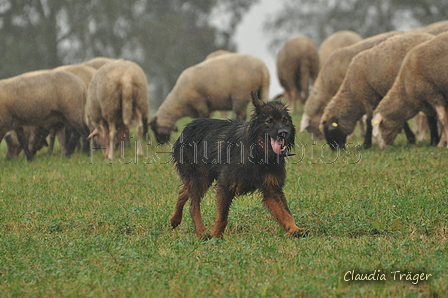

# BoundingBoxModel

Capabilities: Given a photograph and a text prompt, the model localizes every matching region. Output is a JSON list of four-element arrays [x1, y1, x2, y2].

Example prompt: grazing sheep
[[85, 59, 149, 160], [318, 30, 362, 67], [276, 35, 319, 112], [8, 65, 97, 156], [300, 31, 401, 139], [320, 32, 435, 150], [54, 64, 96, 88], [204, 50, 234, 119], [0, 70, 88, 161], [51, 64, 97, 154], [372, 32, 448, 149], [81, 57, 117, 69], [4, 127, 48, 159], [149, 53, 270, 144]]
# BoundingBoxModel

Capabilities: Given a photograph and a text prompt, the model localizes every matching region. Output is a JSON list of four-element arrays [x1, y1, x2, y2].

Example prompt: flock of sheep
[[1, 20, 448, 161], [299, 20, 448, 150], [0, 57, 148, 161]]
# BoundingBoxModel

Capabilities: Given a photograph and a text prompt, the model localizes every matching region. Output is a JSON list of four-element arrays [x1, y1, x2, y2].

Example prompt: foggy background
[[0, 0, 446, 113]]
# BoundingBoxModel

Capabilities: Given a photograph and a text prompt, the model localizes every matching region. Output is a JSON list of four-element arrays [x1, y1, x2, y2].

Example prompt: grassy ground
[[0, 112, 446, 297]]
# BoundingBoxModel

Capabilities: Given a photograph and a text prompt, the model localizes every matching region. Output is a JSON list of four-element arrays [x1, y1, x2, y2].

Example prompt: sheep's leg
[[421, 102, 440, 146], [299, 63, 310, 104], [435, 105, 448, 147], [197, 105, 210, 118], [363, 117, 373, 149], [81, 124, 90, 155], [15, 127, 34, 161], [427, 114, 439, 146], [65, 127, 80, 157], [100, 122, 110, 158], [48, 127, 56, 155], [135, 109, 144, 156], [403, 122, 416, 145], [358, 117, 366, 137], [107, 122, 117, 160], [233, 101, 248, 120]]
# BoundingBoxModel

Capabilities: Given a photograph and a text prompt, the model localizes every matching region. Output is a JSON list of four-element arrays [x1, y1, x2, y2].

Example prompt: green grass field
[[0, 112, 446, 297]]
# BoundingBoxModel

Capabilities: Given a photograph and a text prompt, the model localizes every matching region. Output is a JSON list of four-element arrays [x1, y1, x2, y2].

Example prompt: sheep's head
[[149, 116, 177, 144], [372, 113, 400, 149], [300, 113, 324, 140], [321, 116, 348, 151]]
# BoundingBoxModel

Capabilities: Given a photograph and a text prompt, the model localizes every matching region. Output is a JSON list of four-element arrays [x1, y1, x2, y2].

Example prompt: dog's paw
[[169, 216, 182, 229], [290, 228, 310, 238], [199, 233, 213, 241]]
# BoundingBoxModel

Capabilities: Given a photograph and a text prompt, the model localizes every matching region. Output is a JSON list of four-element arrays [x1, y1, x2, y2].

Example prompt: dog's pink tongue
[[270, 138, 283, 154]]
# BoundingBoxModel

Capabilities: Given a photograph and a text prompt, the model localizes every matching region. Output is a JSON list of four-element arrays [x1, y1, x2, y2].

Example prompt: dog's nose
[[278, 128, 288, 139]]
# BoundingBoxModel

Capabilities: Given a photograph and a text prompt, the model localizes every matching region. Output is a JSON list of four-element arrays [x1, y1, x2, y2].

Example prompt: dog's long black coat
[[170, 92, 307, 238]]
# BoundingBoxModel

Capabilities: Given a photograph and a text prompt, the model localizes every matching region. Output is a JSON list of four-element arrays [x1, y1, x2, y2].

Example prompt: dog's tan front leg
[[262, 191, 308, 237]]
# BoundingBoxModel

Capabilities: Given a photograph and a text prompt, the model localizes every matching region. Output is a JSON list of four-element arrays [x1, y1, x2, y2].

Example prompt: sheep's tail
[[121, 74, 134, 128]]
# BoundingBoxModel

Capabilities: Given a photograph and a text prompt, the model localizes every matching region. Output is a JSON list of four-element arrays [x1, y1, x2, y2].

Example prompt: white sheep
[[276, 35, 319, 112], [372, 32, 448, 149], [300, 31, 401, 140], [320, 32, 434, 150], [85, 59, 149, 160], [0, 70, 88, 161], [318, 30, 362, 68], [149, 53, 270, 144]]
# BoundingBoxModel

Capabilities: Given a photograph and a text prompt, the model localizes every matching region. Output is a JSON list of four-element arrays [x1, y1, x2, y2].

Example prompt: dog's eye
[[266, 117, 273, 124], [282, 117, 288, 123]]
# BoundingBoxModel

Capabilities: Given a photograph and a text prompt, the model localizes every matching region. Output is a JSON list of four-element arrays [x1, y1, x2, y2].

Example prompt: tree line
[[0, 0, 446, 111]]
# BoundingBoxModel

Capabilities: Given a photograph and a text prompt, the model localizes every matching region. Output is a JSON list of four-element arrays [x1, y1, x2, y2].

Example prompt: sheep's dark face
[[149, 116, 172, 144], [322, 117, 348, 151]]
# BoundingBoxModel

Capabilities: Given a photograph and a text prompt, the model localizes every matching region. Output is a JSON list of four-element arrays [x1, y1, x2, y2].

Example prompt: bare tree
[[264, 0, 448, 53]]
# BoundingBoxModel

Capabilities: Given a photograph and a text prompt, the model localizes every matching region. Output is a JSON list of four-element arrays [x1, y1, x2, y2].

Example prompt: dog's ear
[[251, 91, 263, 110]]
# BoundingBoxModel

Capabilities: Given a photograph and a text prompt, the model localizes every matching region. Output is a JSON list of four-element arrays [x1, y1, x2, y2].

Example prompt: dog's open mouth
[[270, 138, 286, 155]]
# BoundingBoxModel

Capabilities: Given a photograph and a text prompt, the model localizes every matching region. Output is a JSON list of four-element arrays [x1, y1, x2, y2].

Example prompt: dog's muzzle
[[277, 128, 289, 140], [270, 128, 294, 156]]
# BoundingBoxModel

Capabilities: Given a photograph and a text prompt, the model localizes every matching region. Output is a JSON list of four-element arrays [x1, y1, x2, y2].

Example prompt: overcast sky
[[234, 0, 283, 99]]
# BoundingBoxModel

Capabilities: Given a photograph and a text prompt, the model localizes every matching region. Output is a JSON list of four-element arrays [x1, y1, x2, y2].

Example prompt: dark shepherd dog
[[170, 91, 308, 239]]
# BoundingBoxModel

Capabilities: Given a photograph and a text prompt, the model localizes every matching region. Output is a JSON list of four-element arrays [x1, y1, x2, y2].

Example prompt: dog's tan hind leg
[[211, 185, 235, 238], [170, 186, 189, 229]]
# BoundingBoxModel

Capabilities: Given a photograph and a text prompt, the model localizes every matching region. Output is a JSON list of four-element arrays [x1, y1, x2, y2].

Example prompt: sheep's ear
[[271, 92, 284, 101], [149, 116, 158, 128], [372, 113, 382, 137], [251, 91, 263, 110], [87, 128, 100, 141], [299, 113, 311, 133]]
